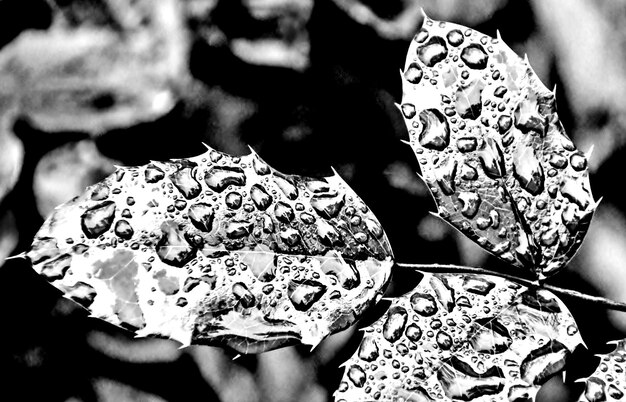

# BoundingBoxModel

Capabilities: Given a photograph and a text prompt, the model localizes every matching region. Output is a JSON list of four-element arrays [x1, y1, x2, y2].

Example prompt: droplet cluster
[[335, 272, 583, 402], [580, 340, 626, 402], [401, 17, 596, 276], [28, 146, 393, 352]]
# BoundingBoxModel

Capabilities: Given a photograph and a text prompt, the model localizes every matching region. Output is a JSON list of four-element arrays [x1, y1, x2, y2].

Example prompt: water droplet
[[156, 221, 196, 267], [273, 174, 298, 200], [280, 228, 301, 246], [170, 164, 202, 199], [494, 86, 508, 98], [456, 295, 472, 308], [347, 365, 366, 388], [479, 138, 506, 179], [383, 306, 408, 343], [250, 184, 273, 210], [358, 336, 379, 361], [288, 279, 326, 311], [114, 219, 134, 240], [319, 253, 359, 289], [437, 331, 453, 349], [539, 227, 558, 247], [459, 192, 481, 218], [225, 220, 253, 239], [438, 357, 505, 400], [520, 340, 569, 385], [455, 79, 485, 119], [560, 178, 590, 209], [430, 276, 455, 312], [417, 36, 448, 67], [457, 137, 478, 153], [65, 281, 97, 307], [460, 164, 478, 180], [232, 282, 256, 308], [81, 201, 116, 238], [225, 192, 243, 209], [204, 166, 246, 192], [548, 154, 568, 169], [447, 29, 464, 47], [253, 157, 270, 175], [316, 220, 343, 246], [514, 100, 545, 135], [508, 385, 533, 402], [608, 384, 623, 400], [417, 109, 450, 151], [91, 183, 110, 201], [364, 219, 384, 239], [471, 317, 512, 353], [410, 292, 437, 316], [497, 116, 513, 134], [41, 254, 72, 280], [274, 201, 295, 223], [311, 193, 345, 219], [404, 62, 423, 84], [462, 276, 495, 295], [513, 144, 544, 196], [188, 203, 214, 232], [436, 158, 457, 195], [405, 324, 422, 342], [461, 44, 488, 69], [145, 165, 165, 183], [300, 212, 315, 224], [402, 103, 416, 119]]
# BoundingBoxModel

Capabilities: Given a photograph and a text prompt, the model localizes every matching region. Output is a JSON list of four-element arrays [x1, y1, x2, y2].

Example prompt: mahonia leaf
[[578, 340, 626, 401], [27, 146, 393, 353], [400, 16, 596, 277], [334, 272, 583, 402]]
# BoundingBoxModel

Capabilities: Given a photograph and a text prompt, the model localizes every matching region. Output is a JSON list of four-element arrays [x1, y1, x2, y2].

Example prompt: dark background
[[1, 0, 626, 401]]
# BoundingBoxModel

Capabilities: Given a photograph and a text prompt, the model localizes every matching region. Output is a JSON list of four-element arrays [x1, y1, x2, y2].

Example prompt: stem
[[396, 263, 626, 312]]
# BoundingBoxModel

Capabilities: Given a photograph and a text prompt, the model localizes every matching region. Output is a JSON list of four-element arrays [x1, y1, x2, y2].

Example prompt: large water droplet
[[462, 276, 495, 296], [560, 178, 590, 210], [514, 100, 545, 135], [520, 290, 561, 313], [459, 192, 481, 218], [319, 252, 359, 290], [232, 282, 256, 308], [347, 365, 366, 388], [311, 193, 345, 219], [288, 279, 327, 311], [225, 220, 253, 239], [170, 164, 202, 199], [253, 157, 270, 175], [508, 385, 533, 402], [584, 377, 607, 402], [513, 144, 544, 196], [145, 165, 165, 183], [250, 184, 273, 210], [447, 29, 464, 47], [81, 201, 116, 238], [383, 306, 408, 343], [436, 331, 453, 350], [65, 281, 97, 307], [405, 324, 422, 342], [417, 36, 448, 67], [608, 384, 623, 400], [114, 219, 134, 240], [204, 166, 246, 192], [279, 228, 301, 246], [188, 203, 214, 232], [438, 357, 505, 400], [274, 201, 295, 223], [460, 164, 478, 180], [520, 340, 569, 385], [225, 192, 242, 209], [470, 317, 512, 354], [456, 79, 485, 120], [418, 109, 450, 151], [479, 138, 506, 179], [570, 153, 588, 172], [358, 336, 379, 362], [436, 158, 457, 195], [498, 116, 513, 134], [41, 254, 72, 280], [430, 276, 455, 312], [316, 220, 343, 246], [156, 221, 196, 267], [410, 292, 437, 316], [461, 44, 488, 69], [457, 137, 478, 153], [273, 174, 299, 200], [91, 183, 110, 201], [404, 62, 423, 84]]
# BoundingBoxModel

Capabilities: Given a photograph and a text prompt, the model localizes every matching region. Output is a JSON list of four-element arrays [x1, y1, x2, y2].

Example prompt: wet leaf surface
[[579, 340, 626, 402], [401, 17, 596, 277], [27, 146, 393, 353], [334, 272, 583, 402]]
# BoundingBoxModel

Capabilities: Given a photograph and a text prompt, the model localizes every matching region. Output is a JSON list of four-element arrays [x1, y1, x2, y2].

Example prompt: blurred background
[[1, 0, 626, 401]]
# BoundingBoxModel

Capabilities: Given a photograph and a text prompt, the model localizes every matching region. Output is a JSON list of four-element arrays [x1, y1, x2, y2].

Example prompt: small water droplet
[[410, 292, 437, 316], [225, 220, 253, 239], [436, 331, 453, 350], [417, 36, 448, 67], [81, 201, 116, 238], [383, 306, 408, 343], [279, 228, 301, 246], [145, 165, 165, 183], [188, 203, 214, 232], [436, 158, 457, 195], [459, 192, 481, 218], [91, 183, 110, 201], [232, 282, 256, 308], [288, 279, 327, 311], [462, 276, 495, 295], [347, 365, 366, 388], [114, 220, 134, 240], [402, 103, 416, 119], [225, 192, 243, 209], [417, 109, 450, 151], [358, 336, 379, 362], [447, 29, 464, 47]]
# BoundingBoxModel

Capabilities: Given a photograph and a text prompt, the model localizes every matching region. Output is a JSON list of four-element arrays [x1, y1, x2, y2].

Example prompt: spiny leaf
[[578, 340, 626, 401], [400, 16, 596, 277], [27, 146, 393, 353], [334, 272, 583, 402]]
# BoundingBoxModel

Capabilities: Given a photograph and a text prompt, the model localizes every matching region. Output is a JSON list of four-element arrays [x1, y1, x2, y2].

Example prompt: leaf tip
[[4, 252, 26, 261]]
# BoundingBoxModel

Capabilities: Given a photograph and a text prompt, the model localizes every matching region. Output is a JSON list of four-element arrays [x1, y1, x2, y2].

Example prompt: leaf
[[400, 16, 596, 277], [334, 272, 583, 402], [578, 340, 626, 401], [27, 146, 393, 353]]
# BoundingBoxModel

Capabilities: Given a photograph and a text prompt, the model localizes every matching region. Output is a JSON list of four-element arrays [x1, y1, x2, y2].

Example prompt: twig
[[396, 262, 626, 312]]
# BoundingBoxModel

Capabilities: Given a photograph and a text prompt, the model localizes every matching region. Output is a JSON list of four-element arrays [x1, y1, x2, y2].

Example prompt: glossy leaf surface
[[579, 340, 626, 402]]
